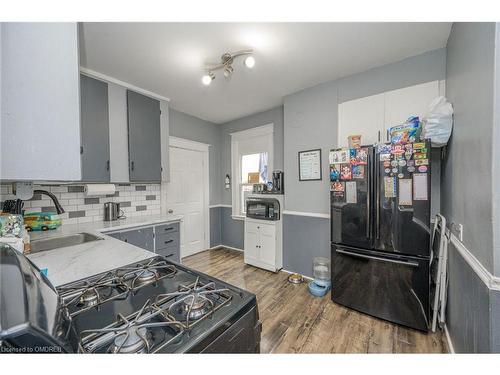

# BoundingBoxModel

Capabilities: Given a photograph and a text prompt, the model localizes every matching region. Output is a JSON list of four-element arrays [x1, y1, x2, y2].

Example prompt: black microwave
[[246, 198, 280, 221]]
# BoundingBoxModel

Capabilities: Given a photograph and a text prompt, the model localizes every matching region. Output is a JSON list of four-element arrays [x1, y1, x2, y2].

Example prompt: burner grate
[[79, 299, 184, 354], [57, 272, 129, 317], [153, 277, 232, 329], [117, 258, 177, 291]]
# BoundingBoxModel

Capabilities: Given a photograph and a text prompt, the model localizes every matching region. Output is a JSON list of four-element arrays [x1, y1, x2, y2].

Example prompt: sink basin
[[30, 233, 104, 253]]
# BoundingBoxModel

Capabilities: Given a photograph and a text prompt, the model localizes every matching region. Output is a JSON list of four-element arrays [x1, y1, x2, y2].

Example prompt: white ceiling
[[80, 23, 451, 124]]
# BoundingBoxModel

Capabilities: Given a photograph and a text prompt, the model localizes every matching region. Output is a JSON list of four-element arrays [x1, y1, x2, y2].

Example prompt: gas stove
[[57, 256, 260, 353], [0, 245, 261, 354]]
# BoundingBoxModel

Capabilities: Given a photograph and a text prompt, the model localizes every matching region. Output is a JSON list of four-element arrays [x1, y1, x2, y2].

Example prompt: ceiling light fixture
[[244, 55, 255, 69], [202, 49, 254, 84], [202, 72, 215, 86]]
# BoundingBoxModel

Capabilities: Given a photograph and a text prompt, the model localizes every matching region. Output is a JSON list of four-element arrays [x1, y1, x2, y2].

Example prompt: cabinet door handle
[[131, 161, 135, 171], [164, 227, 174, 232], [165, 253, 173, 258], [164, 239, 174, 244], [378, 130, 381, 142], [106, 160, 110, 171]]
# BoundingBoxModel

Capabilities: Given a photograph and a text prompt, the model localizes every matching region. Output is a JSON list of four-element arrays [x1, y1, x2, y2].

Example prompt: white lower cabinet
[[244, 219, 282, 272]]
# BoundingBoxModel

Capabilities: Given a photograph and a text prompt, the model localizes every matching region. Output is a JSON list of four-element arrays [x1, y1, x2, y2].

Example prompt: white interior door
[[167, 146, 207, 258]]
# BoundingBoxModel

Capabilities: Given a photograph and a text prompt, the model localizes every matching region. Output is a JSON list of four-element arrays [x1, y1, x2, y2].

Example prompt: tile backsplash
[[0, 183, 162, 224]]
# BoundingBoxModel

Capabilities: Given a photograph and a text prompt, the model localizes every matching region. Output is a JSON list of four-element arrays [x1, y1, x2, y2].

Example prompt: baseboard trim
[[444, 324, 455, 354], [449, 232, 500, 291], [209, 244, 244, 252], [281, 268, 314, 281], [283, 210, 330, 219]]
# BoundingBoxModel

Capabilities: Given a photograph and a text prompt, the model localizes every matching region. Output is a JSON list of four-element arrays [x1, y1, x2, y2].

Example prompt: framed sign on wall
[[298, 149, 322, 181]]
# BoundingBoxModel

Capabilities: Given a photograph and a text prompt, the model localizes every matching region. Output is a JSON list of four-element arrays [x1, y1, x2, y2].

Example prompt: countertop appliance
[[103, 202, 125, 221], [0, 245, 261, 353], [271, 170, 284, 194], [330, 141, 431, 331], [246, 197, 280, 221]]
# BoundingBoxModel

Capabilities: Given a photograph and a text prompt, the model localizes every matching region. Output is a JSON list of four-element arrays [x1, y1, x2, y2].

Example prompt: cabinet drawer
[[156, 245, 179, 262], [155, 231, 179, 251], [155, 222, 179, 235]]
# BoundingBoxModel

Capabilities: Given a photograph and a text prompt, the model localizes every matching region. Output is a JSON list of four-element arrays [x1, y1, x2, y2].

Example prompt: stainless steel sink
[[30, 233, 104, 253]]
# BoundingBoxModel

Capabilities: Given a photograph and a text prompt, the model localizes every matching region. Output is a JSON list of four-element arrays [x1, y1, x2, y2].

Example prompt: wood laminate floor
[[183, 247, 449, 354]]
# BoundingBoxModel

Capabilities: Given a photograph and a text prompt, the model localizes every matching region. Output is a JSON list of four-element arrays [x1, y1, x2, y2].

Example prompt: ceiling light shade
[[244, 55, 255, 69], [202, 73, 214, 85]]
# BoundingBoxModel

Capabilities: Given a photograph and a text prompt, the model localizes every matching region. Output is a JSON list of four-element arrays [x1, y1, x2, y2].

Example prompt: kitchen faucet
[[33, 189, 65, 214]]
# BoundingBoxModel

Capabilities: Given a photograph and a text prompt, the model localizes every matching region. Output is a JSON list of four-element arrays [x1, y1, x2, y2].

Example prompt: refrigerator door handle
[[375, 153, 381, 240], [398, 205, 414, 212], [336, 248, 419, 268], [366, 150, 371, 239]]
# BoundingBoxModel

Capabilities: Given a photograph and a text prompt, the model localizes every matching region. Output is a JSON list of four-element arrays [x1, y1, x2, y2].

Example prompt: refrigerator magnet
[[407, 160, 415, 167], [384, 168, 391, 174], [413, 173, 428, 200], [415, 159, 429, 166], [340, 164, 352, 180], [331, 181, 344, 192], [414, 153, 427, 160], [392, 167, 398, 173], [390, 160, 398, 167], [398, 179, 413, 206], [418, 166, 428, 173], [405, 150, 413, 160], [398, 173, 404, 179], [356, 148, 368, 165], [378, 144, 392, 154], [380, 153, 391, 161], [413, 142, 425, 150], [391, 145, 405, 155], [407, 166, 416, 173], [352, 165, 365, 179], [383, 161, 391, 168], [331, 150, 350, 164], [330, 165, 340, 181], [384, 177, 396, 198], [398, 160, 407, 167], [345, 181, 357, 204]]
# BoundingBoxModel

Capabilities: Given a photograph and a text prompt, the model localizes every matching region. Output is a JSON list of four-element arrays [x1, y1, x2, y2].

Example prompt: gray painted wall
[[169, 108, 222, 206], [443, 22, 500, 354], [284, 48, 447, 214], [283, 214, 330, 277], [221, 207, 244, 249], [220, 106, 284, 205], [210, 207, 222, 247], [443, 23, 496, 275], [447, 243, 491, 353]]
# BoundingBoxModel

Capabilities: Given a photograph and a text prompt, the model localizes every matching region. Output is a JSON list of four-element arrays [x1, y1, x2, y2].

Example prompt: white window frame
[[230, 123, 274, 220]]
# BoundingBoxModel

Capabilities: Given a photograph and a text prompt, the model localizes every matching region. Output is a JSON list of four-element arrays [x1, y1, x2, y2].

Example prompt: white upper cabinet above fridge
[[337, 80, 441, 147], [338, 93, 385, 148], [383, 81, 440, 141], [0, 23, 81, 181]]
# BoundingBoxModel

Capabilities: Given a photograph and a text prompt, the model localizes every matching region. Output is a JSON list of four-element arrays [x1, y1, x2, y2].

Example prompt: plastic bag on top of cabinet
[[421, 96, 454, 147]]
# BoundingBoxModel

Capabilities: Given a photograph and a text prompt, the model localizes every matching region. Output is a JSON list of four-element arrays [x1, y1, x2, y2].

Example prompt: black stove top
[[56, 256, 257, 353]]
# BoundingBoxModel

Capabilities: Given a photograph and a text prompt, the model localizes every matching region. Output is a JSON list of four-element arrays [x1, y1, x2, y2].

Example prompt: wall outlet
[[13, 181, 34, 200]]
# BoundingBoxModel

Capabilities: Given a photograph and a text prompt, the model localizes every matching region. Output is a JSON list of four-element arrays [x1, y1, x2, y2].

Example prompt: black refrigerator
[[330, 141, 431, 331]]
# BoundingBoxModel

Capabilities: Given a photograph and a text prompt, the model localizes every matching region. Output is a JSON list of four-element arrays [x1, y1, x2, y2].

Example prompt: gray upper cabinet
[[127, 90, 162, 182], [80, 75, 110, 182]]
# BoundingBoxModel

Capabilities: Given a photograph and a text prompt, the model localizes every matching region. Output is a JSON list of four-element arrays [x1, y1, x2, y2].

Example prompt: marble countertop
[[26, 214, 182, 287]]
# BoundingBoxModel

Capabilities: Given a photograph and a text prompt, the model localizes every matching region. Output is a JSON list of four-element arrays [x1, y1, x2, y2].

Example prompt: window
[[240, 152, 268, 214], [230, 124, 273, 218]]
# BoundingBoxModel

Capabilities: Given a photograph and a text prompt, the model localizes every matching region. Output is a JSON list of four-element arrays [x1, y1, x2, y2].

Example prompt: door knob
[[168, 209, 173, 214]]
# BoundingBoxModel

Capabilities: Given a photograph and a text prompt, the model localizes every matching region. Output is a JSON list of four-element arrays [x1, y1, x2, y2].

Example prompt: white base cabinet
[[244, 218, 283, 272]]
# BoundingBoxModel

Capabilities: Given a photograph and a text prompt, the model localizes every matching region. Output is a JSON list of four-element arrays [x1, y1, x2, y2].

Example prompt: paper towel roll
[[84, 184, 116, 197]]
